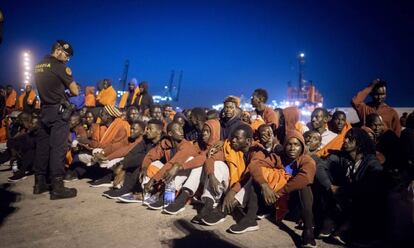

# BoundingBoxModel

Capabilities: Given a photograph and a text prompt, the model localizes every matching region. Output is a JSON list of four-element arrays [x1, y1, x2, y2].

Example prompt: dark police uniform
[[33, 54, 74, 179]]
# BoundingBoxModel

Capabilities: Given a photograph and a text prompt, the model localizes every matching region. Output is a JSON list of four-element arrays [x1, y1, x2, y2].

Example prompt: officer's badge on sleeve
[[66, 67, 72, 76]]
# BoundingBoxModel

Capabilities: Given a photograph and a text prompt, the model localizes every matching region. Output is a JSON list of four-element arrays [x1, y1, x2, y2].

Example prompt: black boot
[[33, 174, 49, 194], [50, 176, 77, 200]]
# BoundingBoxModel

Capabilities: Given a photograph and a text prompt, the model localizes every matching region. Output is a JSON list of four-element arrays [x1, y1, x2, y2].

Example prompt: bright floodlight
[[22, 50, 33, 85], [300, 53, 305, 58]]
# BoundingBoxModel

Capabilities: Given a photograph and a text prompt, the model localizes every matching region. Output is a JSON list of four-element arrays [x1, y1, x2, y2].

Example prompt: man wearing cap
[[75, 105, 130, 182], [33, 40, 79, 200]]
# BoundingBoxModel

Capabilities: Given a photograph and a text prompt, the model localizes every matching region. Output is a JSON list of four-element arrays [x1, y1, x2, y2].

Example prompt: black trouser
[[289, 186, 314, 231], [34, 105, 69, 178], [312, 184, 338, 231], [298, 186, 314, 230], [244, 184, 259, 219], [120, 167, 141, 193]]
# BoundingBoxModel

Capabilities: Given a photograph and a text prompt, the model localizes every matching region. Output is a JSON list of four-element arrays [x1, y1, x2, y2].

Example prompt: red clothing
[[6, 90, 17, 108], [89, 123, 106, 148], [352, 85, 401, 136], [85, 86, 96, 107], [248, 143, 283, 185], [278, 131, 316, 196], [73, 125, 88, 140], [262, 106, 279, 129], [183, 119, 222, 170], [100, 118, 130, 155], [152, 139, 198, 181]]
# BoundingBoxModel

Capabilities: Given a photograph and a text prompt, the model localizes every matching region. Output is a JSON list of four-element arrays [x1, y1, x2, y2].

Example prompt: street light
[[22, 50, 32, 86], [299, 53, 305, 58]]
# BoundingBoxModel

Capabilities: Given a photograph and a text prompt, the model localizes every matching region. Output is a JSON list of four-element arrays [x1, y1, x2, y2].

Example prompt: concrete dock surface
[[0, 169, 342, 248]]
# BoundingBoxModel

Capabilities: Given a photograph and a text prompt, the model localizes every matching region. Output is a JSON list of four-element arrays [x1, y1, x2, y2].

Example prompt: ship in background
[[284, 52, 323, 110]]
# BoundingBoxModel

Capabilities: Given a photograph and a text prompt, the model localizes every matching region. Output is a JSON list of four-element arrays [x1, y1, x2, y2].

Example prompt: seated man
[[143, 121, 200, 211], [66, 113, 87, 167], [201, 124, 261, 234], [309, 108, 337, 153], [74, 106, 130, 184], [109, 119, 164, 200], [220, 97, 243, 139], [7, 113, 39, 182], [329, 128, 385, 245], [365, 113, 400, 171], [250, 130, 317, 247], [126, 106, 140, 124], [161, 119, 222, 215], [162, 104, 176, 124], [190, 118, 226, 222], [317, 110, 352, 157], [304, 130, 337, 238]]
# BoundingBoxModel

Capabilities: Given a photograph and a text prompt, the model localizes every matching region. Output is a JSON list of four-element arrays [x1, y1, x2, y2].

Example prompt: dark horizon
[[0, 0, 413, 108]]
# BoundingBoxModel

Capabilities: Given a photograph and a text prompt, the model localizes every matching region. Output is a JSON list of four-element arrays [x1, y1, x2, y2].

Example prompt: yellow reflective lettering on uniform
[[65, 67, 72, 76], [34, 63, 51, 73]]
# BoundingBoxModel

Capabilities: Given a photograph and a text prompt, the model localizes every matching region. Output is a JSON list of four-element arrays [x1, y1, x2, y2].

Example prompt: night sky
[[0, 0, 413, 108]]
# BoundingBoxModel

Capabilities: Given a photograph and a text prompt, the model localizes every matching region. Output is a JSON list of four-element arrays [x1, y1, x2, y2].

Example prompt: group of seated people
[[1, 79, 413, 248]]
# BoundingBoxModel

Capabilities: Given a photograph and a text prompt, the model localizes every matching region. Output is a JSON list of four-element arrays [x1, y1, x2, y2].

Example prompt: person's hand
[[138, 167, 147, 184], [208, 141, 224, 158], [331, 185, 340, 194], [94, 152, 107, 162], [113, 167, 125, 188], [222, 190, 238, 214], [3, 117, 9, 126], [144, 178, 156, 193], [208, 174, 221, 196], [163, 163, 182, 182], [369, 78, 381, 88], [261, 183, 279, 205]]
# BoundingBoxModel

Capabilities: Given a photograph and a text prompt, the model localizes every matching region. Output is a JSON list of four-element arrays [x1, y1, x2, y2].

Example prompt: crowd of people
[[1, 77, 413, 247]]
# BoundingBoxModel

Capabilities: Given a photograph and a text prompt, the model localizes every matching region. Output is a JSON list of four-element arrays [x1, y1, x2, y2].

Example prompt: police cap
[[56, 40, 74, 56]]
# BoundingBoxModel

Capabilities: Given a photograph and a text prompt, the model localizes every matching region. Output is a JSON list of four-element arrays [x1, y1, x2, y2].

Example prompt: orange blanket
[[17, 91, 36, 110], [6, 90, 17, 108], [96, 86, 116, 106], [316, 122, 352, 157], [223, 140, 246, 188]]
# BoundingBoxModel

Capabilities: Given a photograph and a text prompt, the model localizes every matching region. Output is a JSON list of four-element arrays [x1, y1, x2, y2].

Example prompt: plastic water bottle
[[163, 180, 176, 206], [12, 161, 18, 173]]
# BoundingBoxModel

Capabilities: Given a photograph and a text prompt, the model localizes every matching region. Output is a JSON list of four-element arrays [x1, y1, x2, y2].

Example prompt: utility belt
[[58, 100, 76, 121]]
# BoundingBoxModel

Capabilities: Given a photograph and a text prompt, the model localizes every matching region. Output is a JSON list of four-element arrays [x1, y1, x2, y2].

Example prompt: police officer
[[33, 40, 79, 200]]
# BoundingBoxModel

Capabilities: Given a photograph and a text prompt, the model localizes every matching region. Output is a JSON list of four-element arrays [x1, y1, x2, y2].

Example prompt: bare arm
[[68, 81, 79, 96]]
